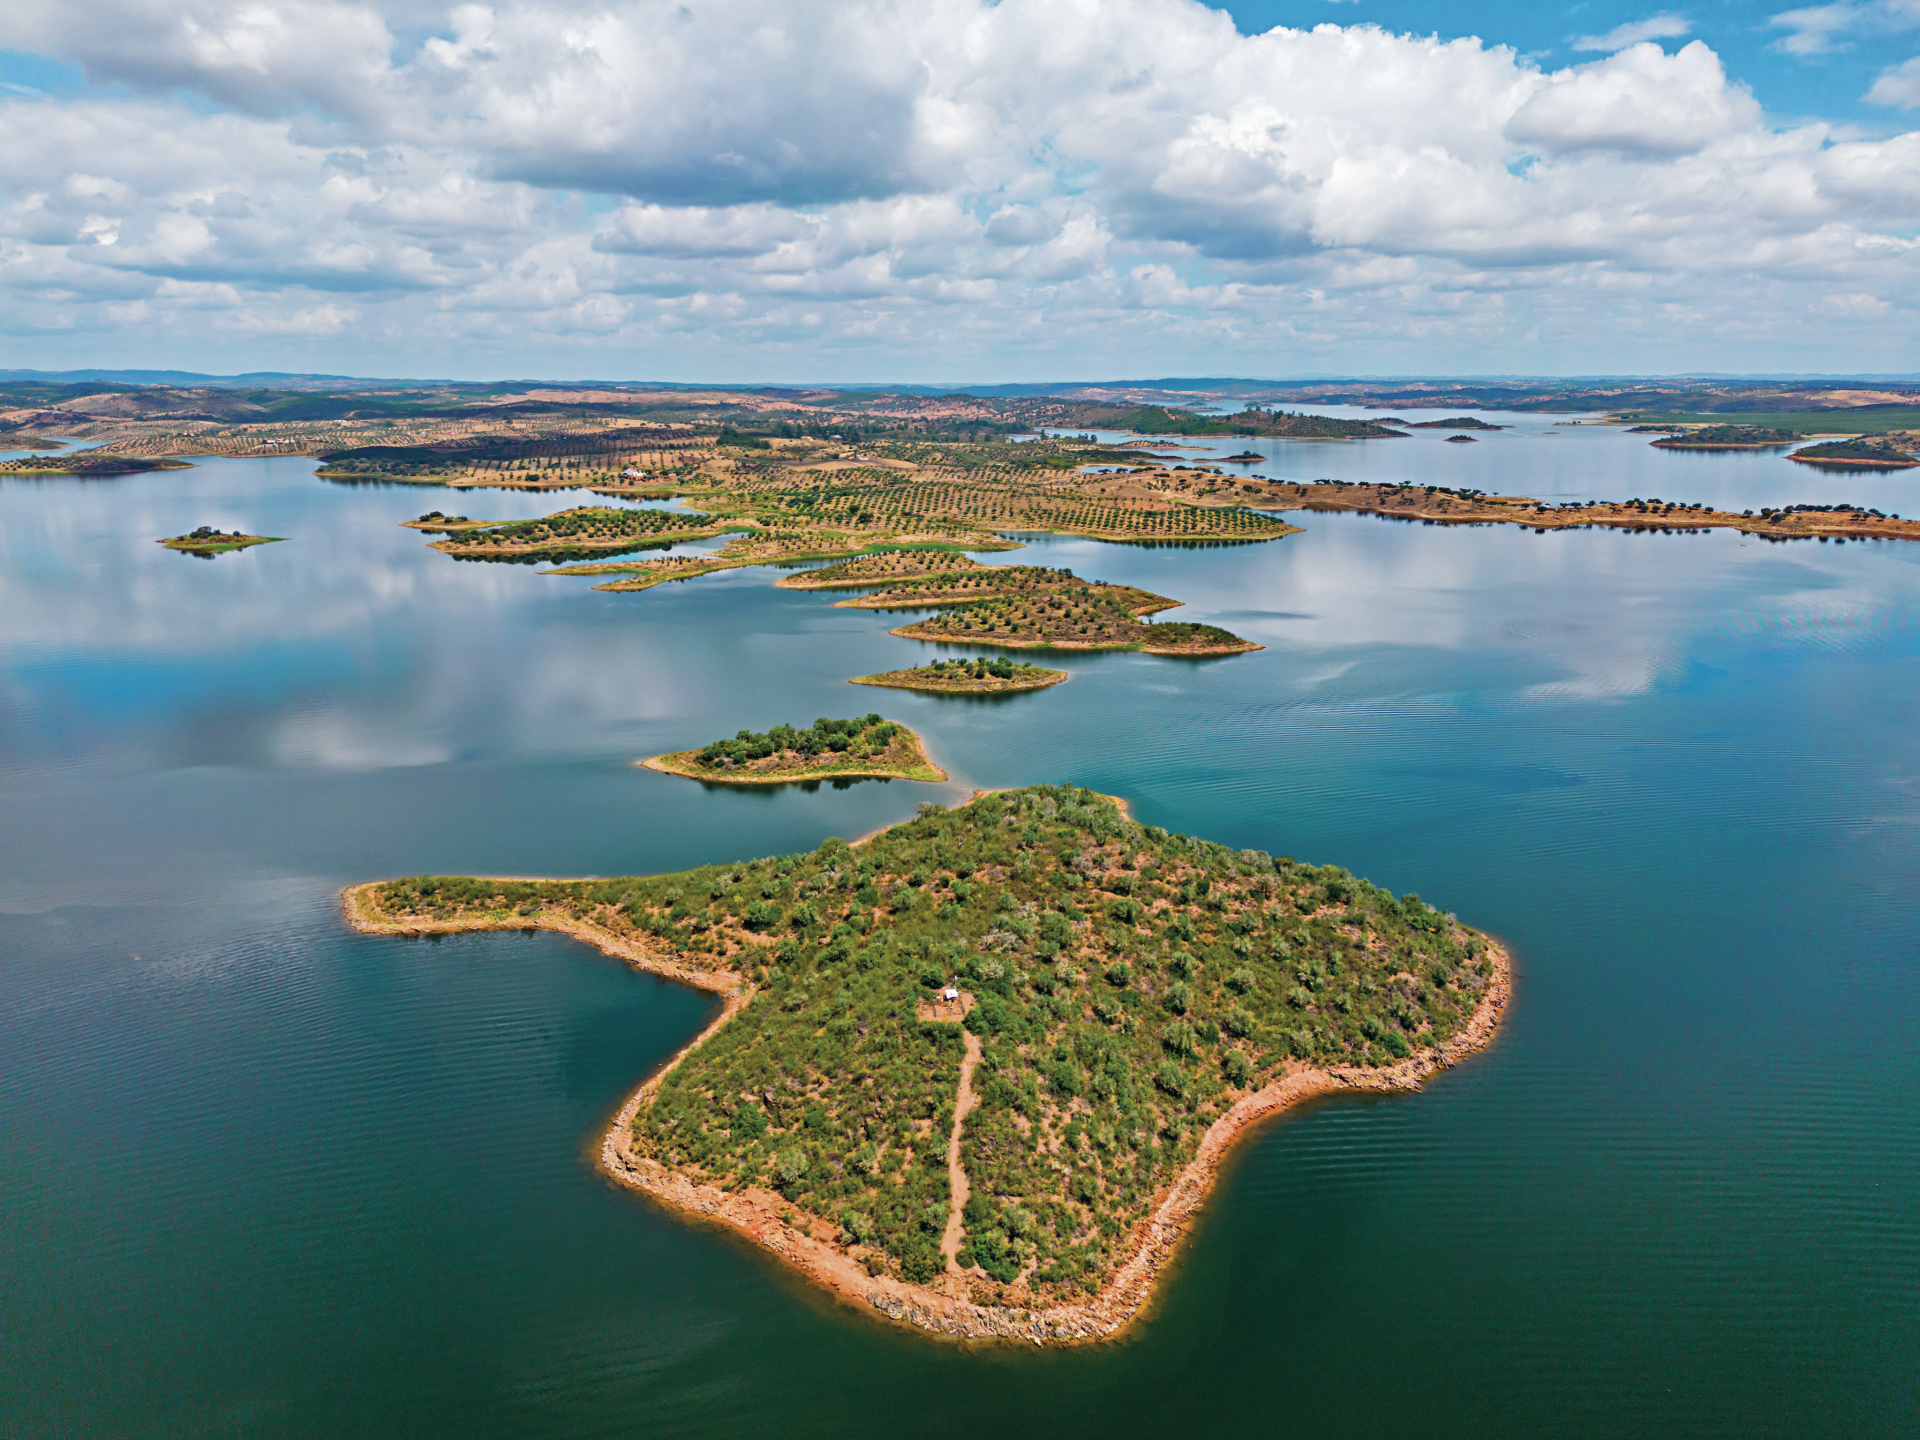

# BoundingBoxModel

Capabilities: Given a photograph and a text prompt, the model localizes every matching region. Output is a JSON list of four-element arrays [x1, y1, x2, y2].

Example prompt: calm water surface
[[3, 427, 1917, 1437]]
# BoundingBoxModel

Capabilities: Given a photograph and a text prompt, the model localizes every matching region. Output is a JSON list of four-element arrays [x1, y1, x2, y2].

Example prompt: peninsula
[[0, 454, 192, 476], [159, 527, 284, 554], [344, 786, 1510, 1344], [643, 715, 946, 785], [852, 659, 1068, 694], [1254, 480, 1919, 542], [430, 505, 746, 558]]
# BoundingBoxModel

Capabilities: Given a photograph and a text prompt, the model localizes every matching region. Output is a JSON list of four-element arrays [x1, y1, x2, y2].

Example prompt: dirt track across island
[[942, 1030, 984, 1270]]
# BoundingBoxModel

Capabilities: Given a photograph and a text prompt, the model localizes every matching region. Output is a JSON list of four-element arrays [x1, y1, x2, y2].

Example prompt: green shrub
[[968, 997, 1009, 1035], [898, 1240, 943, 1283]]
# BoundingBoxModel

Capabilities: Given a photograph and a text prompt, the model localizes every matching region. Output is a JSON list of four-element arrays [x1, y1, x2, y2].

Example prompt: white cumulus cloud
[[1768, 0, 1920, 56], [1867, 54, 1920, 105], [1573, 13, 1693, 51], [0, 0, 1915, 374]]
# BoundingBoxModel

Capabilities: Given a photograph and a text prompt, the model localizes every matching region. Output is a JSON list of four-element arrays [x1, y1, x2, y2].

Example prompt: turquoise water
[[3, 428, 1917, 1436]]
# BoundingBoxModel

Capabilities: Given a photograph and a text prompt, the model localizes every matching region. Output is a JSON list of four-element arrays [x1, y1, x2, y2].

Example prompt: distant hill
[[0, 368, 410, 390]]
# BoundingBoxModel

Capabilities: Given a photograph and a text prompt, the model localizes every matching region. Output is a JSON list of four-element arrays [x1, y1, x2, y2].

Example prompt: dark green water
[[3, 425, 1917, 1437]]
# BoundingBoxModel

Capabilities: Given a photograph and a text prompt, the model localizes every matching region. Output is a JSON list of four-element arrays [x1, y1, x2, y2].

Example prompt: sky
[[4, 0, 1920, 383]]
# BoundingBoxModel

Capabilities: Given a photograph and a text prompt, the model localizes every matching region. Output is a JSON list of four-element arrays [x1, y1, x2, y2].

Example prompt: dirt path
[[941, 1030, 983, 1269]]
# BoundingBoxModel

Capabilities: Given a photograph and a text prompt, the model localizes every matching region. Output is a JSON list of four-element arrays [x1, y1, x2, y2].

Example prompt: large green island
[[345, 786, 1509, 1344], [643, 715, 947, 785]]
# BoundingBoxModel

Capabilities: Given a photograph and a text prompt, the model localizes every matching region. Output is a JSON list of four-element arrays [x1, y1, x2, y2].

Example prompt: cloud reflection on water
[[1, 440, 1916, 790]]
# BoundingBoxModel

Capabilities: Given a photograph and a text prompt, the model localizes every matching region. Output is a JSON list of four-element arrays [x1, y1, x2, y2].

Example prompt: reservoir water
[[3, 422, 1916, 1437]]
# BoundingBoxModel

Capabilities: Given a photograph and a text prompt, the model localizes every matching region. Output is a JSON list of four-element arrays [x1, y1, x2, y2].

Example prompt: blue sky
[[1229, 1, 1908, 125], [3, 0, 1919, 381]]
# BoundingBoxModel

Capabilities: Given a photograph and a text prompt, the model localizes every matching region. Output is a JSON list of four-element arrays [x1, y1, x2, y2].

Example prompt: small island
[[643, 714, 946, 785], [344, 786, 1510, 1345], [402, 510, 492, 531], [867, 566, 1260, 654], [852, 658, 1068, 694], [159, 527, 284, 554], [1651, 425, 1800, 449], [1444, 434, 1477, 443], [1788, 439, 1918, 469]]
